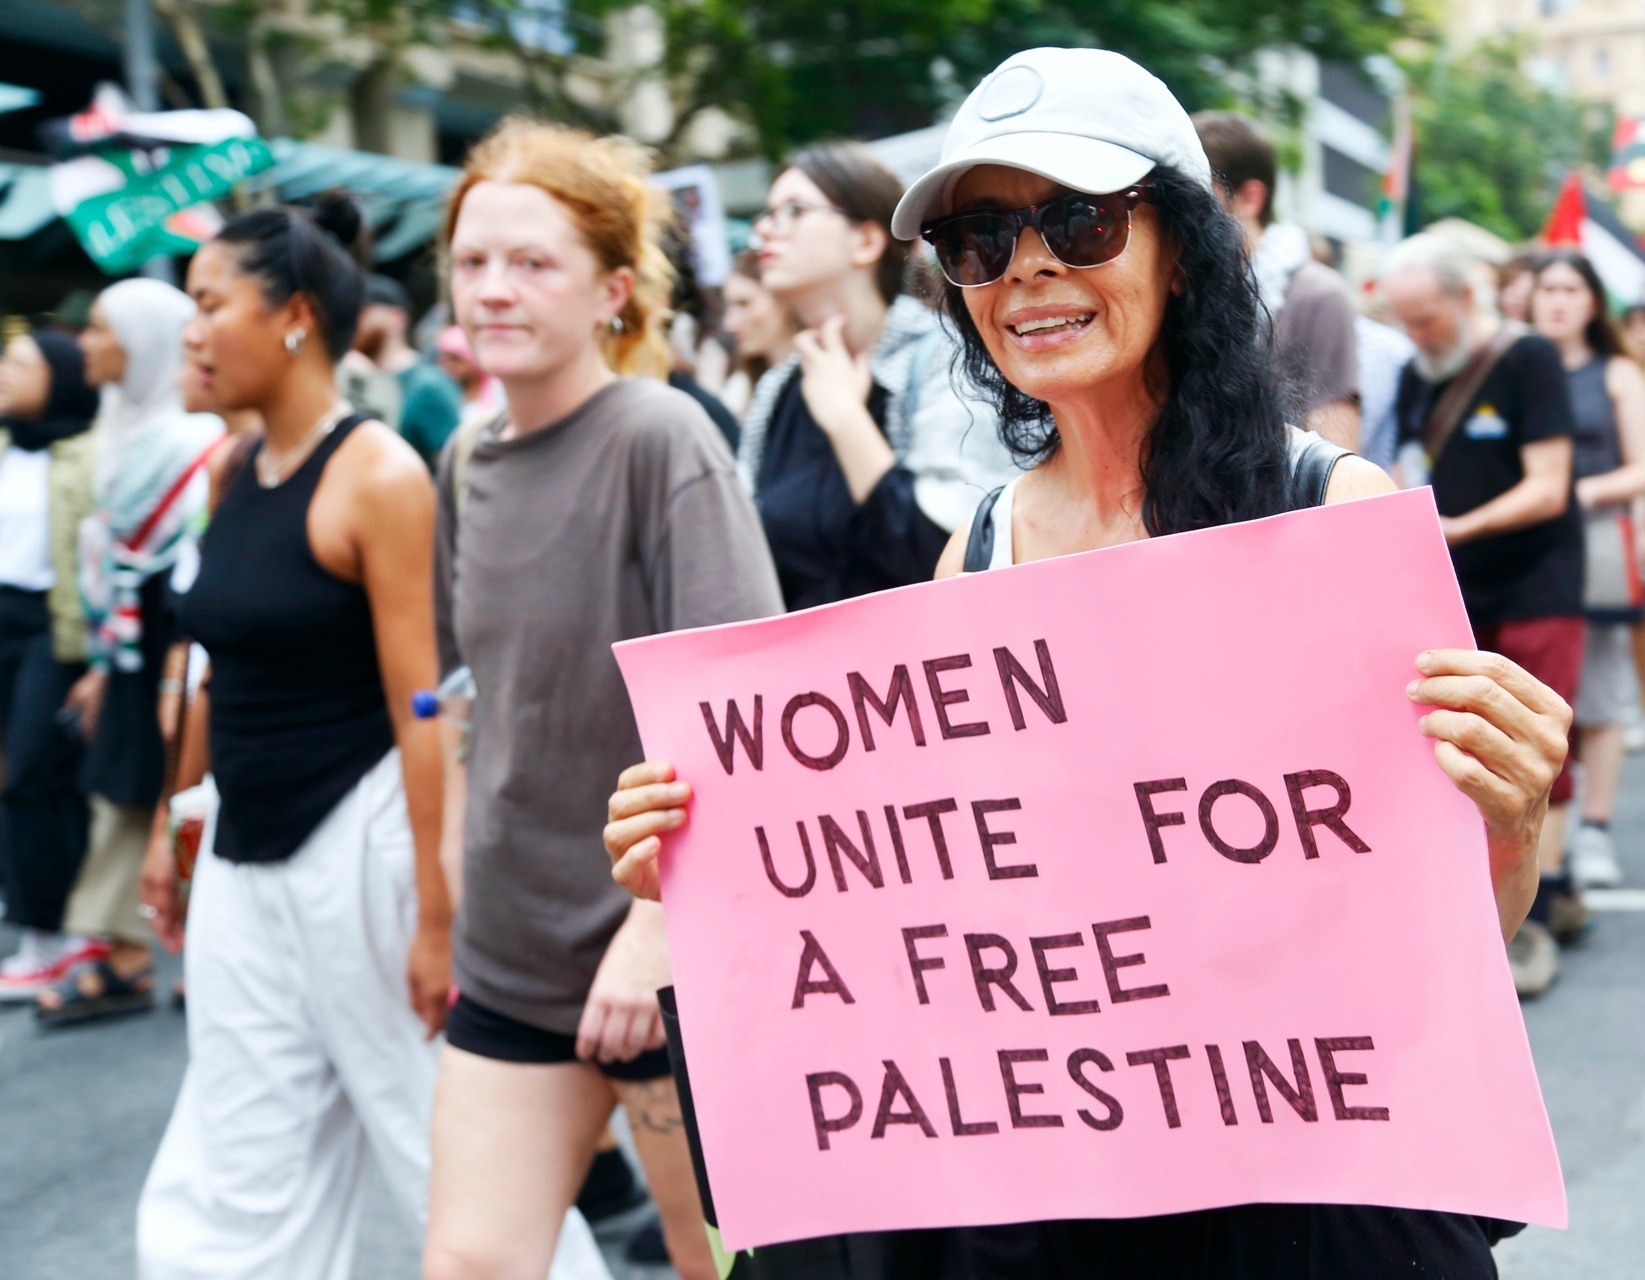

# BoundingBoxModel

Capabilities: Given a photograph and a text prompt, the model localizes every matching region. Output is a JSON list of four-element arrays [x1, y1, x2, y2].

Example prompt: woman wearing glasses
[[605, 49, 1569, 1279], [743, 141, 1017, 608]]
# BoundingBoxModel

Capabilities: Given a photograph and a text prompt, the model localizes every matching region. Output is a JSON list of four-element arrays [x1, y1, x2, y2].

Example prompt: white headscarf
[[93, 278, 213, 502], [79, 278, 223, 671]]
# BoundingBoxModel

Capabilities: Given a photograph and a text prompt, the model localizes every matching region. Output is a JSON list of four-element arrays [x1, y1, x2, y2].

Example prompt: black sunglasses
[[921, 186, 1156, 288]]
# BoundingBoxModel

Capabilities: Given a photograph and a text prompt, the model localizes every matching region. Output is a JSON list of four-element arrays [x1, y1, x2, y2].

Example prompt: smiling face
[[1530, 260, 1597, 347], [78, 301, 129, 388], [950, 165, 1177, 413], [183, 240, 313, 413], [0, 335, 50, 419], [447, 180, 631, 385]]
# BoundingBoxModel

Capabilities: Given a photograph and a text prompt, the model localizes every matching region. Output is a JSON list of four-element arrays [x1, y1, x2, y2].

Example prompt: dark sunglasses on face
[[920, 186, 1156, 288]]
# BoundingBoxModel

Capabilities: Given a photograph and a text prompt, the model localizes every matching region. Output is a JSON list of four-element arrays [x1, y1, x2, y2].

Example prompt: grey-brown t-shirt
[[435, 377, 783, 1033], [1273, 259, 1359, 415]]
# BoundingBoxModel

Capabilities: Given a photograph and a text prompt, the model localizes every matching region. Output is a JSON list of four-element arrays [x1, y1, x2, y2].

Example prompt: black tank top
[[175, 413, 395, 864]]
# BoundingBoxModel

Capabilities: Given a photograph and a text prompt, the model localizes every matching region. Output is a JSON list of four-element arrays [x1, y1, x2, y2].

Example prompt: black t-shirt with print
[[1395, 333, 1583, 625]]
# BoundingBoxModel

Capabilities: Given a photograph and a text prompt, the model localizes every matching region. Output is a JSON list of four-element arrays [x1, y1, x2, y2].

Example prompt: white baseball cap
[[890, 47, 1213, 240]]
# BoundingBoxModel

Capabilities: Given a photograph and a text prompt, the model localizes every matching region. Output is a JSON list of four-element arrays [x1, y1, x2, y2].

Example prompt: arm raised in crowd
[[794, 314, 897, 501]]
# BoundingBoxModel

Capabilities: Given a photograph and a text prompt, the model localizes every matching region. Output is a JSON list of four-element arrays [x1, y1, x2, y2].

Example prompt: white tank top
[[980, 428, 1333, 571]]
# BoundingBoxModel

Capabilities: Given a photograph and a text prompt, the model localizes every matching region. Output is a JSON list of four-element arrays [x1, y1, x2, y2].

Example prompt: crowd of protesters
[[1382, 234, 1645, 996], [0, 40, 1641, 1279]]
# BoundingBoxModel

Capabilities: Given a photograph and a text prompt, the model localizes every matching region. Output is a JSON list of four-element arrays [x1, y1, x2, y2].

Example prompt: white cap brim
[[891, 132, 1156, 240]]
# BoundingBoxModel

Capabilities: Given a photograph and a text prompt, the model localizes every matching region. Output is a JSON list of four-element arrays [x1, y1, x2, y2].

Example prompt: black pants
[[0, 587, 89, 932]]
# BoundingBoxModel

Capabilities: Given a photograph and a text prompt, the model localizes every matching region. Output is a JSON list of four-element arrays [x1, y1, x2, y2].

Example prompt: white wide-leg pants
[[137, 751, 609, 1280]]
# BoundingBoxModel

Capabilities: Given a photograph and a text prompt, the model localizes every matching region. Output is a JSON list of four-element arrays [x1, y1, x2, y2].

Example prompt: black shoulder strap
[[963, 486, 1005, 573], [1290, 434, 1351, 510]]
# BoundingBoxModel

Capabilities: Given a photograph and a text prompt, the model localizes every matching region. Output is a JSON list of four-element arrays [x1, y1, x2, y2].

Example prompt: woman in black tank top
[[602, 52, 1575, 1280], [134, 194, 458, 1279], [1530, 250, 1645, 894]]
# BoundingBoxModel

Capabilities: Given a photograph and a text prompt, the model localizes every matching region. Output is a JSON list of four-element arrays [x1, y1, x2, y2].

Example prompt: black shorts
[[445, 991, 673, 1082]]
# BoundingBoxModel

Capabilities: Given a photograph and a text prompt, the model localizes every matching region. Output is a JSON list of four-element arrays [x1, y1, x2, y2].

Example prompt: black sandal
[[35, 958, 156, 1027]]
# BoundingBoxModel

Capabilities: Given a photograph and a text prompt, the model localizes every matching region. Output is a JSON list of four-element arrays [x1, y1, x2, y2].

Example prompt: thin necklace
[[256, 400, 353, 488]]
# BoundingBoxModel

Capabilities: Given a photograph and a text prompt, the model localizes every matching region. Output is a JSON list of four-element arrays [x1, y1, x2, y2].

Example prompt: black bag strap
[[1421, 323, 1523, 463], [962, 486, 1005, 573], [1289, 433, 1351, 511]]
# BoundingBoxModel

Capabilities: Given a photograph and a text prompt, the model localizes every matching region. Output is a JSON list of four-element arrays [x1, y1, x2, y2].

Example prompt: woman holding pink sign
[[605, 47, 1571, 1280]]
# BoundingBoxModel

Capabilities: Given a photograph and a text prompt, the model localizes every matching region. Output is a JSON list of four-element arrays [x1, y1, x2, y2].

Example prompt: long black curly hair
[[939, 163, 1294, 537]]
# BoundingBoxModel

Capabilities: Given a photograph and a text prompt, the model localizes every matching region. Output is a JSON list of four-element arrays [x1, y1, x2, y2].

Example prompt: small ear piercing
[[606, 315, 625, 334], [285, 329, 308, 357]]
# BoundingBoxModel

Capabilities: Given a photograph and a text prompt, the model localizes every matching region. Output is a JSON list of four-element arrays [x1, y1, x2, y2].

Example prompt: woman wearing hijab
[[38, 280, 222, 1024], [0, 331, 102, 1000]]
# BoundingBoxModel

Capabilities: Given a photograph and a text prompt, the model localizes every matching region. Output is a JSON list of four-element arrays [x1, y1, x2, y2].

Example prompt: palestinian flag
[[44, 85, 271, 275], [1377, 95, 1413, 248], [1542, 172, 1645, 306], [1611, 117, 1645, 193], [39, 82, 259, 159]]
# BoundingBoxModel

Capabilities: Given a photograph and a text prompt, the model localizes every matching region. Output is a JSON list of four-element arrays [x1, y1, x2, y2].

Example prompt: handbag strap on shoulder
[[963, 486, 1005, 573], [1290, 433, 1351, 510], [1422, 323, 1524, 462]]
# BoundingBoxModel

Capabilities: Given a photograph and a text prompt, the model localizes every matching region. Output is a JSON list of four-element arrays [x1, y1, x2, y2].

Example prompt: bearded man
[[1384, 232, 1586, 998]]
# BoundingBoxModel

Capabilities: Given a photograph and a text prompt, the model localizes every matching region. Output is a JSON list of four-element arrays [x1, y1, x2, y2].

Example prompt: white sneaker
[[1570, 824, 1625, 890], [0, 932, 110, 1002], [0, 931, 61, 1002]]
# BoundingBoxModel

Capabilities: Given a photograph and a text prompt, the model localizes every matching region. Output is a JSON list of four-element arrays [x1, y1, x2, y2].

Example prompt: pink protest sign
[[614, 488, 1565, 1250]]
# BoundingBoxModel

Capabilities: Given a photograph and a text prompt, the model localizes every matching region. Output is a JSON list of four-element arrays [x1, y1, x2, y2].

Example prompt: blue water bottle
[[412, 666, 476, 754]]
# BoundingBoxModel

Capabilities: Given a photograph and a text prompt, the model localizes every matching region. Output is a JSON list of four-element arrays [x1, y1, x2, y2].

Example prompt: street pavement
[[4, 762, 1645, 1278], [0, 946, 672, 1280]]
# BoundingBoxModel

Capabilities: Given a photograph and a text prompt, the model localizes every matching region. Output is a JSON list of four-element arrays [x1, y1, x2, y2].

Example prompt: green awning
[[247, 139, 458, 259], [0, 137, 460, 261]]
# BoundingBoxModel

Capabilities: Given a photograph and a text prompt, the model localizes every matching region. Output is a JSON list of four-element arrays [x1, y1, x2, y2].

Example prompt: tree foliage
[[160, 0, 1416, 164], [640, 0, 1415, 158], [1403, 38, 1613, 242]]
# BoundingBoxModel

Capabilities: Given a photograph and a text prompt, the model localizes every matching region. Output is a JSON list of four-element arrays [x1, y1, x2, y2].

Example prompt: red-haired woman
[[424, 120, 781, 1280]]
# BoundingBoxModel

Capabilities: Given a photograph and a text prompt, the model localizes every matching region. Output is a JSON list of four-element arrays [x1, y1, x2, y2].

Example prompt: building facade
[[1449, 0, 1645, 121]]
